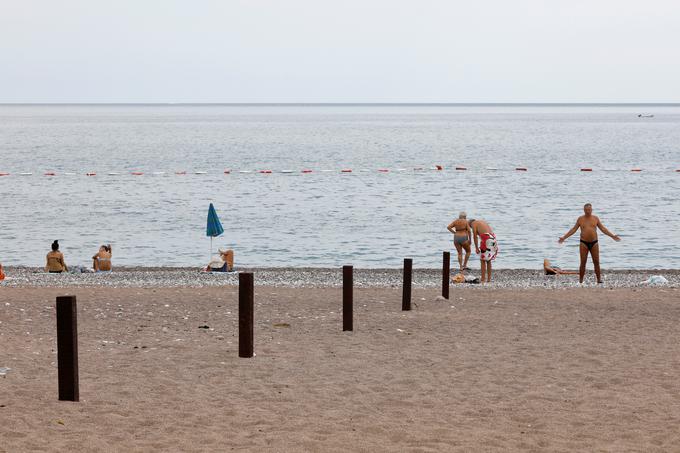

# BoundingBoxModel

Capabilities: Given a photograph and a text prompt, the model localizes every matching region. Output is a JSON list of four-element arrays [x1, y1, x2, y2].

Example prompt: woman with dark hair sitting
[[93, 244, 112, 272], [46, 240, 68, 273]]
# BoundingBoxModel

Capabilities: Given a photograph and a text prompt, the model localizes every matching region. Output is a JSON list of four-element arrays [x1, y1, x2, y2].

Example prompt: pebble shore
[[1, 266, 678, 289]]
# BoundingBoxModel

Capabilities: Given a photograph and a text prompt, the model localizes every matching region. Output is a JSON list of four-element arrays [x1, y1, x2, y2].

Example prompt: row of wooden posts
[[55, 251, 453, 401]]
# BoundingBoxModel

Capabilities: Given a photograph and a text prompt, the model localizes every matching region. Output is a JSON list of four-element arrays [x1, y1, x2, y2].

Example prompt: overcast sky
[[1, 0, 679, 103]]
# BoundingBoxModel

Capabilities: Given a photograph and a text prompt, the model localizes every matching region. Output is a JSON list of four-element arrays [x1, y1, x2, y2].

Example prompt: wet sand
[[2, 286, 680, 452]]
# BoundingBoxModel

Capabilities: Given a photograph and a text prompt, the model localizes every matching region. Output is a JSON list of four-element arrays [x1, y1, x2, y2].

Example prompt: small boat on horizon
[[637, 114, 654, 118]]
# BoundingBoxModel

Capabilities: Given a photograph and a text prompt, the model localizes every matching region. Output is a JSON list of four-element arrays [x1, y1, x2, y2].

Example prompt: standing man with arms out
[[559, 203, 621, 284], [470, 219, 498, 283]]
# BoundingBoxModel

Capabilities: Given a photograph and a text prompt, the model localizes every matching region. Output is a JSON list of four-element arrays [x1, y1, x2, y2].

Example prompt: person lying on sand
[[206, 248, 234, 272], [543, 259, 578, 276], [93, 244, 112, 272], [558, 203, 620, 284], [447, 211, 472, 272], [45, 240, 68, 273]]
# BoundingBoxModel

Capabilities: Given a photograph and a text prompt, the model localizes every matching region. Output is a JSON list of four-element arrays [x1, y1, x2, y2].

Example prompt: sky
[[1, 0, 679, 103]]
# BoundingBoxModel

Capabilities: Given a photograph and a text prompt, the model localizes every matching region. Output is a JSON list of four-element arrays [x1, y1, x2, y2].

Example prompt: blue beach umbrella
[[206, 202, 224, 259]]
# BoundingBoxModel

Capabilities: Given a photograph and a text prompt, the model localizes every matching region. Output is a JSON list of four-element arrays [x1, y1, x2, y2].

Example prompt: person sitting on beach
[[447, 212, 472, 272], [206, 248, 234, 272], [92, 244, 112, 272], [0, 263, 5, 281], [45, 240, 68, 273], [470, 219, 498, 283], [543, 259, 578, 276], [558, 203, 621, 284]]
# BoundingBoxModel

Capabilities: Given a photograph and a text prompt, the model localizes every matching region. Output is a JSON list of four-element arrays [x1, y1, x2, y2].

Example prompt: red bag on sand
[[0, 264, 5, 281]]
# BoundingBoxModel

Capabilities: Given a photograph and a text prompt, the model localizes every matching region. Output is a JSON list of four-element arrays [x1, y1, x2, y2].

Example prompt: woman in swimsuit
[[46, 240, 68, 273], [93, 244, 112, 272], [447, 212, 472, 272]]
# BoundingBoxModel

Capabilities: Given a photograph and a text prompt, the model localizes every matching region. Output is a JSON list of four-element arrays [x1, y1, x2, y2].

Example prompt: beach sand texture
[[2, 286, 680, 452]]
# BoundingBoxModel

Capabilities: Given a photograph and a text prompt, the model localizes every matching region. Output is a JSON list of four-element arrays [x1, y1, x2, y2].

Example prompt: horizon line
[[1, 102, 680, 107]]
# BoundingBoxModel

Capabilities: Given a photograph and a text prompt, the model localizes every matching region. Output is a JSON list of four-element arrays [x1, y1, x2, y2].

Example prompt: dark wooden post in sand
[[402, 258, 412, 311], [56, 295, 79, 401], [442, 251, 450, 299], [239, 272, 254, 358], [343, 265, 353, 331]]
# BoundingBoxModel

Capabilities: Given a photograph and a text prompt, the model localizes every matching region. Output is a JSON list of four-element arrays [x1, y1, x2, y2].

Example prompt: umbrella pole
[[210, 236, 213, 262]]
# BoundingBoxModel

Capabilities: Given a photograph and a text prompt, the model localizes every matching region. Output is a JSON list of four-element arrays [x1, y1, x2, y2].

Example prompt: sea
[[0, 104, 678, 269]]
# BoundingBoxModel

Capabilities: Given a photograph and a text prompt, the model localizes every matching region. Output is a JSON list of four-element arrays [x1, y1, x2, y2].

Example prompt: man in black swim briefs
[[558, 203, 621, 284]]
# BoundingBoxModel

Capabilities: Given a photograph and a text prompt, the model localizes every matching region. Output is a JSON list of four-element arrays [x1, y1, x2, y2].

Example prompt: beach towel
[[480, 233, 498, 262]]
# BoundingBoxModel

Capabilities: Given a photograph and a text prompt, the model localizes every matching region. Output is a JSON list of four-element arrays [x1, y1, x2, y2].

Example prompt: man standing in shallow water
[[559, 203, 621, 284]]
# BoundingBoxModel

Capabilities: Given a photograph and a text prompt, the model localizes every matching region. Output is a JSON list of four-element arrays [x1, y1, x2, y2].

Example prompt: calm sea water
[[0, 104, 678, 269]]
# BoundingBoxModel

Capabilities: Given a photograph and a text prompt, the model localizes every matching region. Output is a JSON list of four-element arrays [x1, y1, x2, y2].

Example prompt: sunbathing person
[[93, 244, 112, 272], [206, 248, 234, 272], [543, 259, 578, 276], [447, 211, 472, 271], [46, 240, 68, 273]]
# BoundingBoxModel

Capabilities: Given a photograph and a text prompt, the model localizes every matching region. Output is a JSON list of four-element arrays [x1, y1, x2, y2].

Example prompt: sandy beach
[[2, 281, 680, 452]]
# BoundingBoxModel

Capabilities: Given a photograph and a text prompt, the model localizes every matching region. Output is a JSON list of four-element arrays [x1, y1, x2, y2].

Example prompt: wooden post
[[402, 258, 412, 311], [343, 265, 353, 331], [56, 295, 79, 402], [239, 272, 254, 358], [442, 251, 450, 299]]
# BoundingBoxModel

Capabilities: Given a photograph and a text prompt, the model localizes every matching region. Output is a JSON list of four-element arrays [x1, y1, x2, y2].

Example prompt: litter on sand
[[641, 275, 668, 285]]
